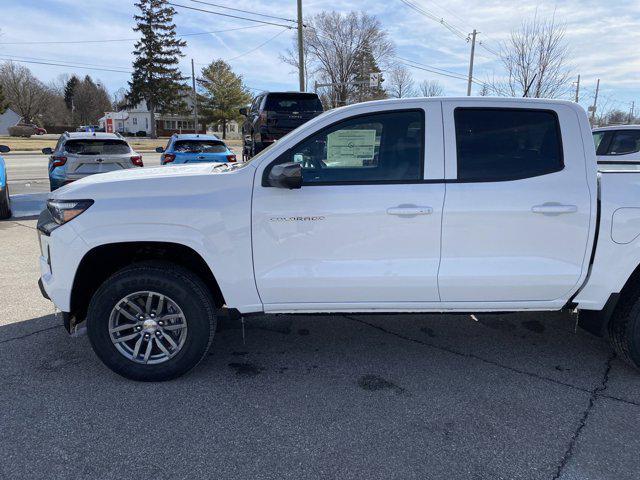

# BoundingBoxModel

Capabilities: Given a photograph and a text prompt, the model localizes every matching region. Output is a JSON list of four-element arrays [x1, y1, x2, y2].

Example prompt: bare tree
[[0, 61, 50, 123], [387, 66, 416, 98], [491, 15, 571, 98], [478, 83, 490, 96], [419, 79, 444, 97], [284, 11, 395, 107]]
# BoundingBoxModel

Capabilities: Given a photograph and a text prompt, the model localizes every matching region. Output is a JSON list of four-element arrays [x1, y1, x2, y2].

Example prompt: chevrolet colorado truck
[[37, 97, 640, 381]]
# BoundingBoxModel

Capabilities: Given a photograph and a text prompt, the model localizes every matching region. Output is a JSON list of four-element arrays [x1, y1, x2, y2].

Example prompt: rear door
[[252, 102, 446, 309], [64, 139, 133, 176], [439, 101, 592, 303]]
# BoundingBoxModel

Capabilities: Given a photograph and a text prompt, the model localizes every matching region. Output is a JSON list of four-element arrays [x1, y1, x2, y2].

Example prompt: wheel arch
[[70, 241, 226, 324]]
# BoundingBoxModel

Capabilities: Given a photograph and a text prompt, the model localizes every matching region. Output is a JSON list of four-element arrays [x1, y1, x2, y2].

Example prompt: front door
[[438, 101, 593, 303], [252, 105, 445, 310]]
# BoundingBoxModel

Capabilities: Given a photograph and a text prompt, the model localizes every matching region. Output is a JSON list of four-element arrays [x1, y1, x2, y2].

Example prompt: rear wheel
[[608, 282, 640, 370], [87, 262, 216, 381], [0, 184, 11, 219]]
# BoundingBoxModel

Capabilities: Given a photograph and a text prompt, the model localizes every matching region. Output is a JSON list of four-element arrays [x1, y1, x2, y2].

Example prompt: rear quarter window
[[173, 140, 227, 153], [454, 108, 564, 182]]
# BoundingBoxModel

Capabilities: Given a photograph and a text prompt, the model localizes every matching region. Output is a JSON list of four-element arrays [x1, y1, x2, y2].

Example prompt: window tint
[[593, 131, 605, 150], [63, 139, 130, 155], [264, 94, 323, 112], [606, 130, 640, 155], [455, 108, 563, 181], [271, 110, 424, 184], [173, 140, 227, 153]]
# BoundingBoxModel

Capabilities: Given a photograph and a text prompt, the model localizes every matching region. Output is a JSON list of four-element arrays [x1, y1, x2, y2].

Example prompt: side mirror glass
[[155, 146, 164, 153], [41, 147, 53, 155], [268, 162, 302, 189], [239, 107, 248, 116]]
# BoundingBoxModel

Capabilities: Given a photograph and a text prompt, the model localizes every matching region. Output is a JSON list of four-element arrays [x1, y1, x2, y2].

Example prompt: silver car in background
[[43, 132, 143, 191]]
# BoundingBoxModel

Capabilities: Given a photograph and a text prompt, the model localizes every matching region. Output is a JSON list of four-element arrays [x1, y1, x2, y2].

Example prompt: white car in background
[[593, 125, 640, 166]]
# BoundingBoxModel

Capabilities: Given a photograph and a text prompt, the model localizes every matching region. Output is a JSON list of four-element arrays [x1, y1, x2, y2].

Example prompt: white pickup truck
[[37, 97, 640, 381]]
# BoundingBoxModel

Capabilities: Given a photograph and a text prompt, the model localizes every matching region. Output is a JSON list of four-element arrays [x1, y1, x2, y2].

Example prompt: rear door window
[[454, 108, 563, 181], [173, 140, 227, 153], [64, 140, 130, 155], [264, 94, 323, 112], [605, 130, 640, 155]]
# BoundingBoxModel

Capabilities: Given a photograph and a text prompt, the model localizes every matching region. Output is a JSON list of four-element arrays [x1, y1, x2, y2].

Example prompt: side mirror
[[268, 162, 302, 189], [41, 147, 53, 155], [239, 107, 248, 116], [0, 145, 10, 153], [155, 146, 164, 153]]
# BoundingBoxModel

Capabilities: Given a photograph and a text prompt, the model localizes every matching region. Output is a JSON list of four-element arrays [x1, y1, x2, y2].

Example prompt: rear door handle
[[387, 206, 433, 216], [531, 203, 578, 215]]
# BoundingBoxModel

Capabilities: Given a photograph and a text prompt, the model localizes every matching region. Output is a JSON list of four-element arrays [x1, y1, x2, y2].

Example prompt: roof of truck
[[593, 125, 640, 132]]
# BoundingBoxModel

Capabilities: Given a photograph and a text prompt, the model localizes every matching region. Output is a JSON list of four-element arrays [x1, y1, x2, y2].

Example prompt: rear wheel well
[[71, 242, 225, 322]]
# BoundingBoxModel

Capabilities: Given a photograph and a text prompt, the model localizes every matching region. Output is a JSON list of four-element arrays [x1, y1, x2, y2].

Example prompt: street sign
[[369, 72, 380, 88]]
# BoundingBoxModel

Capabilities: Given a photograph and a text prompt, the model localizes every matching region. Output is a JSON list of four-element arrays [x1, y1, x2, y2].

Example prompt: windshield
[[64, 139, 130, 155], [264, 94, 323, 112], [174, 140, 227, 153]]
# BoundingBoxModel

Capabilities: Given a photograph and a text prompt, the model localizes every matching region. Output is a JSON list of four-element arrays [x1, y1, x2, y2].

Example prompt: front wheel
[[87, 262, 217, 381]]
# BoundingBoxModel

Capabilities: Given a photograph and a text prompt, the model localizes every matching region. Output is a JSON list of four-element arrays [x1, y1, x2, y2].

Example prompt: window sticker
[[327, 129, 377, 167]]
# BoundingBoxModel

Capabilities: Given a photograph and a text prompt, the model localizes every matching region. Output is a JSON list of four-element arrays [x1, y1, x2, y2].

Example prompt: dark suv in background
[[240, 91, 324, 159]]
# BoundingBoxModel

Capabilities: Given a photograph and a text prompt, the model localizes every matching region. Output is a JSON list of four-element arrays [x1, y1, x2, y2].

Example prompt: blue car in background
[[156, 134, 236, 165], [0, 144, 11, 219]]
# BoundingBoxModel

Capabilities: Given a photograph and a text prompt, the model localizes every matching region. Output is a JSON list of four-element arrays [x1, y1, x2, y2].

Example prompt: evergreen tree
[[64, 75, 79, 110], [350, 40, 385, 103], [126, 0, 187, 138], [198, 60, 251, 140]]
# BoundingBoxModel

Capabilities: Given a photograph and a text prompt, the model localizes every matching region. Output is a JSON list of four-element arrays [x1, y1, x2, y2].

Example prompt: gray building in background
[[0, 108, 20, 135]]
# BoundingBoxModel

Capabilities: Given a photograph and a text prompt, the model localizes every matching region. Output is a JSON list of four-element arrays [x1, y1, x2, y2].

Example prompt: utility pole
[[629, 101, 635, 124], [297, 0, 305, 92], [191, 59, 199, 134], [590, 78, 600, 124], [466, 29, 477, 96], [574, 74, 580, 103]]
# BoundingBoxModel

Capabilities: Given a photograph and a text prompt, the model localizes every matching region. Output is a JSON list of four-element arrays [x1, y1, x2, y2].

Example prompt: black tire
[[87, 262, 217, 381], [0, 184, 11, 220], [608, 282, 640, 369]]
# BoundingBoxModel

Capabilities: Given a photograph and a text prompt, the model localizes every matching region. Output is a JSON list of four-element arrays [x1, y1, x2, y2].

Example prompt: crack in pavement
[[552, 353, 615, 480], [3, 220, 37, 230], [344, 315, 597, 395], [0, 323, 63, 344]]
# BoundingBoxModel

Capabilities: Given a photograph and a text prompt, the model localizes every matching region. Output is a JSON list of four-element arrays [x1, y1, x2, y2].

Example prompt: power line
[[0, 54, 132, 72], [398, 0, 468, 40], [188, 0, 296, 23], [0, 56, 132, 74], [225, 28, 289, 61], [167, 2, 294, 29], [0, 25, 267, 46]]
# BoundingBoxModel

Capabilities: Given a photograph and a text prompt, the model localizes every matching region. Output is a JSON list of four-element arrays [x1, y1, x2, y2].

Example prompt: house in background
[[99, 98, 204, 137], [0, 108, 21, 135]]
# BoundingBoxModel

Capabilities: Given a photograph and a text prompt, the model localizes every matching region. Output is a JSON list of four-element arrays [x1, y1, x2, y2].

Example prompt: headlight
[[38, 199, 94, 235], [48, 199, 94, 225]]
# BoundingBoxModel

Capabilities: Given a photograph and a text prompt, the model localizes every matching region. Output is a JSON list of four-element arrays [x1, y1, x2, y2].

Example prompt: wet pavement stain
[[230, 351, 249, 356], [228, 362, 265, 376], [298, 328, 310, 336], [522, 320, 546, 334], [420, 327, 437, 338], [477, 317, 517, 333], [358, 374, 405, 395]]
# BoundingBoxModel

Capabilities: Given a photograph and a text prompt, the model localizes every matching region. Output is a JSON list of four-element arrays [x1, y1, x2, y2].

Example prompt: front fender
[[77, 222, 262, 313]]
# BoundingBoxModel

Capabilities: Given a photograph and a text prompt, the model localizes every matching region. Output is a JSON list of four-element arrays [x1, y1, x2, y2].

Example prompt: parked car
[[15, 123, 47, 135], [38, 97, 640, 381], [156, 134, 236, 165], [240, 91, 323, 160], [593, 125, 640, 167], [0, 145, 11, 219], [42, 132, 143, 191]]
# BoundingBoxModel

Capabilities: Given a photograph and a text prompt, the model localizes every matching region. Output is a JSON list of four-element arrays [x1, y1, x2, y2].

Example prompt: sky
[[1, 0, 638, 115]]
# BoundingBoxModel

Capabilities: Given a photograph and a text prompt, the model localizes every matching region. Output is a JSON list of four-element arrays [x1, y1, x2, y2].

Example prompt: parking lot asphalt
[[1, 217, 639, 479]]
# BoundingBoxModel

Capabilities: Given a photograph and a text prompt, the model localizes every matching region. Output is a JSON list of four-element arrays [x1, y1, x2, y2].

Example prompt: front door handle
[[531, 203, 578, 215], [387, 206, 433, 216]]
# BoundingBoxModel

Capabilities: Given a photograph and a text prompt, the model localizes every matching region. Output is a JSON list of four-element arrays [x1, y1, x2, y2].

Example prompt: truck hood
[[51, 162, 251, 200]]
